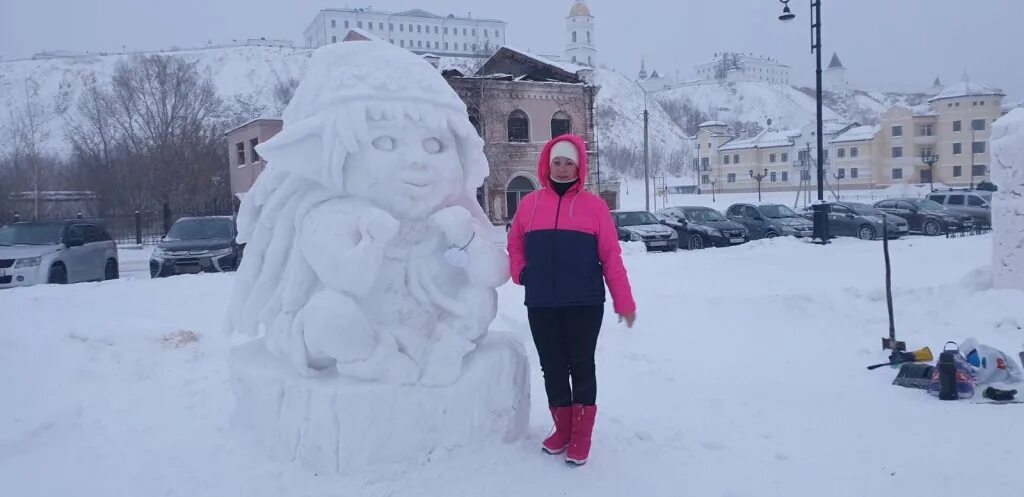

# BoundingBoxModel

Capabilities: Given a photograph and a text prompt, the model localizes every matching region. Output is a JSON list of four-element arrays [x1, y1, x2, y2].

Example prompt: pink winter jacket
[[506, 134, 636, 315]]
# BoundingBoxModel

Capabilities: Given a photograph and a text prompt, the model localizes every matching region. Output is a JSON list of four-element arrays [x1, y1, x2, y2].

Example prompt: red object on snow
[[565, 404, 598, 465], [542, 406, 573, 454]]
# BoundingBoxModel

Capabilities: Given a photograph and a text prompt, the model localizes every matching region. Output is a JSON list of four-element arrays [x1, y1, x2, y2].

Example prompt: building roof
[[699, 121, 728, 127], [224, 117, 282, 135], [477, 46, 586, 83], [927, 79, 1005, 102], [912, 103, 937, 117], [569, 1, 592, 17], [830, 125, 878, 143], [828, 52, 843, 69], [320, 8, 505, 24], [718, 129, 799, 151]]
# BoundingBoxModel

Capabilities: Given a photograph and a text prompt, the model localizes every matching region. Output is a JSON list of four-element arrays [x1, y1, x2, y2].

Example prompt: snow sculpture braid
[[225, 40, 509, 385]]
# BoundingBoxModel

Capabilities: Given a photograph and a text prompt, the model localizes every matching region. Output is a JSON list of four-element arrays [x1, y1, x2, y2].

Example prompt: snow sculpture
[[991, 108, 1024, 292], [225, 39, 529, 472]]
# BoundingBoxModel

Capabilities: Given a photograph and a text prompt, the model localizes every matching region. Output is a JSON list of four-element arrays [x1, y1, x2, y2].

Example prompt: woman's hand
[[617, 312, 636, 329]]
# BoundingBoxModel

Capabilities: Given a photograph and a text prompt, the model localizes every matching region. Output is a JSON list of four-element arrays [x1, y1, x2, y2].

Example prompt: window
[[418, 41, 423, 48], [972, 165, 986, 177], [472, 43, 477, 51], [891, 125, 903, 137], [508, 110, 530, 143], [837, 168, 845, 179], [82, 225, 101, 244], [358, 21, 363, 28], [953, 166, 963, 177], [724, 155, 731, 165], [701, 175, 710, 185], [416, 25, 421, 33], [972, 141, 985, 154], [444, 42, 449, 50], [572, 31, 577, 43], [495, 30, 500, 37], [798, 149, 810, 162], [851, 168, 859, 179], [434, 26, 438, 34], [472, 28, 476, 36], [463, 28, 467, 35], [953, 120, 962, 132], [587, 31, 592, 43], [920, 147, 933, 157], [381, 23, 385, 30], [435, 41, 439, 49], [701, 157, 709, 169], [769, 153, 776, 163], [920, 169, 932, 183], [367, 23, 372, 30], [550, 111, 572, 138], [967, 194, 986, 206], [831, 205, 853, 215], [781, 152, 788, 162], [400, 40, 405, 47], [892, 147, 903, 158], [506, 176, 536, 218], [801, 170, 811, 181], [953, 142, 962, 155], [444, 27, 448, 34], [850, 147, 858, 158], [464, 43, 468, 51], [345, 20, 350, 28], [236, 142, 246, 165], [972, 119, 986, 131], [770, 172, 777, 182], [331, 19, 336, 28], [331, 35, 337, 43], [919, 124, 933, 136], [781, 171, 789, 182], [948, 195, 965, 206], [930, 194, 947, 204], [837, 148, 845, 158], [249, 138, 260, 163], [400, 24, 404, 32], [822, 150, 830, 162], [892, 168, 903, 180], [727, 173, 736, 183]]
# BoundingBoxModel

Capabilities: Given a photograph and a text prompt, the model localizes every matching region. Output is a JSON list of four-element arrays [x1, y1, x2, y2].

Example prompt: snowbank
[[991, 108, 1024, 291]]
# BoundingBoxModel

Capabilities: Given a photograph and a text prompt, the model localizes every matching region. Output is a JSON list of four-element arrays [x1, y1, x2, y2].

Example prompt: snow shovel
[[866, 347, 934, 370]]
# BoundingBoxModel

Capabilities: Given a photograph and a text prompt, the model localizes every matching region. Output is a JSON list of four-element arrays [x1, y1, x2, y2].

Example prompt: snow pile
[[990, 108, 1024, 291], [224, 40, 523, 472]]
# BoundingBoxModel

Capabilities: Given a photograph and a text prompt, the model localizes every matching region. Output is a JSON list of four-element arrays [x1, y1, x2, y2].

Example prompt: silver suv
[[925, 190, 992, 227], [0, 220, 119, 288]]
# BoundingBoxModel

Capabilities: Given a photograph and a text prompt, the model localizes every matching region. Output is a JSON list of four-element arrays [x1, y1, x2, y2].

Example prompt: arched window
[[508, 110, 530, 143], [468, 107, 483, 137], [587, 31, 591, 43], [572, 31, 578, 43], [506, 176, 537, 219], [551, 111, 572, 138]]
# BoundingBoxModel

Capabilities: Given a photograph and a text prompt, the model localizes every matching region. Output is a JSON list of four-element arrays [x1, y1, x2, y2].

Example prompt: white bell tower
[[565, 1, 596, 67]]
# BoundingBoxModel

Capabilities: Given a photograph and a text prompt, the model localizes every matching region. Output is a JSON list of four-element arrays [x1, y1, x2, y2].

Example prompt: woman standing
[[506, 134, 636, 465]]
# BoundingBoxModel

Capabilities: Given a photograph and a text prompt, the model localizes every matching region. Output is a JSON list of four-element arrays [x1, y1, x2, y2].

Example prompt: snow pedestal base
[[229, 332, 530, 474]]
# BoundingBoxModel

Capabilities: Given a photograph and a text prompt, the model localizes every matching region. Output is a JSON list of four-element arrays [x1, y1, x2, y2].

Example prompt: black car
[[610, 210, 679, 251], [725, 203, 814, 239], [803, 202, 909, 240], [873, 198, 974, 236], [656, 206, 748, 250], [150, 216, 243, 277]]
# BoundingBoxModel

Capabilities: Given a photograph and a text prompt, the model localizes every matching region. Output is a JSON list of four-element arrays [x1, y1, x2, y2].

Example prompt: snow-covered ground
[[2, 231, 1022, 496]]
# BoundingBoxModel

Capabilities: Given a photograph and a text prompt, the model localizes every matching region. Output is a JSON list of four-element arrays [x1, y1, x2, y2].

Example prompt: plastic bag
[[960, 338, 1024, 385]]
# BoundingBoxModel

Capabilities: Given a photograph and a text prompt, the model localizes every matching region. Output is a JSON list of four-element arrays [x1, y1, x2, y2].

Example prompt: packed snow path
[[2, 234, 1023, 496]]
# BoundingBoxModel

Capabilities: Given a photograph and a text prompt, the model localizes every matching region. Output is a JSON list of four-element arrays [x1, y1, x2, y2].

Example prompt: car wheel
[[48, 264, 68, 284], [923, 220, 941, 236], [765, 231, 779, 239], [105, 259, 119, 280], [687, 234, 705, 250], [858, 225, 876, 241]]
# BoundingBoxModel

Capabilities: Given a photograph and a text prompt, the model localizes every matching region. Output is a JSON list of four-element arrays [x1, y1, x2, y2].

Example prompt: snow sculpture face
[[344, 118, 463, 220]]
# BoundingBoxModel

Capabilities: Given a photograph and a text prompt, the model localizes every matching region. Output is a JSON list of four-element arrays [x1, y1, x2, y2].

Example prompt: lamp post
[[750, 168, 768, 202], [779, 0, 829, 243], [920, 151, 939, 192], [710, 178, 718, 203], [633, 79, 651, 212]]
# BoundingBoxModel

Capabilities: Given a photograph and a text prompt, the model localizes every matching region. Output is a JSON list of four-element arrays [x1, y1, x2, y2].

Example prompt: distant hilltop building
[[564, 1, 596, 67], [694, 52, 791, 85], [303, 8, 507, 57], [823, 52, 849, 91]]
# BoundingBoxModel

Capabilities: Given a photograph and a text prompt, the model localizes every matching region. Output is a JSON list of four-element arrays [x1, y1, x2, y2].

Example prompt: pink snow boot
[[542, 406, 573, 454], [565, 404, 597, 465]]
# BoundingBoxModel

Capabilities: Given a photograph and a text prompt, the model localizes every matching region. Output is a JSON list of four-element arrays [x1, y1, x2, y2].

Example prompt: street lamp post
[[750, 168, 768, 203], [779, 0, 830, 243], [920, 151, 939, 192], [711, 178, 718, 203], [633, 79, 651, 212]]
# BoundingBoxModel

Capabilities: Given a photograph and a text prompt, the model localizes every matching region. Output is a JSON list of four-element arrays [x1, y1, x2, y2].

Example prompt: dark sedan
[[656, 206, 748, 250], [726, 203, 814, 239], [150, 216, 243, 277], [873, 198, 974, 236], [804, 202, 909, 240]]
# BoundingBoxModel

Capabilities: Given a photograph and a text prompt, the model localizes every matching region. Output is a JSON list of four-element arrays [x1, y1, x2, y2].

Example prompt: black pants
[[527, 305, 604, 407]]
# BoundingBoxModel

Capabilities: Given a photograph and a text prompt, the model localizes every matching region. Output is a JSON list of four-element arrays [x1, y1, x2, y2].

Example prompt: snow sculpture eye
[[372, 136, 396, 152], [422, 137, 443, 154]]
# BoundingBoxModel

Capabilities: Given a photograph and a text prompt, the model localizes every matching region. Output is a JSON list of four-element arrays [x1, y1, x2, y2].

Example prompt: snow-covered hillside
[[0, 47, 313, 155], [816, 88, 930, 125]]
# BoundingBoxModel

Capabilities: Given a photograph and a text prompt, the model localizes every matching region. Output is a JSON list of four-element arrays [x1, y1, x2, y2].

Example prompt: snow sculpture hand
[[359, 207, 401, 244], [431, 205, 475, 248]]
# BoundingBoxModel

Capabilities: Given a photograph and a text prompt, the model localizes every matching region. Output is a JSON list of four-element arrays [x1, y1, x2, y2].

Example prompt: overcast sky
[[2, 0, 1020, 99]]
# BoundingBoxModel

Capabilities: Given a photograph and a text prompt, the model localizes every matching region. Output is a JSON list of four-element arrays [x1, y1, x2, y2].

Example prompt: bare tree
[[7, 78, 52, 220]]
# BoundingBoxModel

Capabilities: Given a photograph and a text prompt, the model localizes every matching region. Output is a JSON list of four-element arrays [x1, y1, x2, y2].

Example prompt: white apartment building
[[304, 8, 507, 57], [694, 52, 791, 84]]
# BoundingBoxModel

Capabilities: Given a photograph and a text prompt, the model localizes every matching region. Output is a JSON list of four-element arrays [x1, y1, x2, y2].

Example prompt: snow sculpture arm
[[299, 198, 400, 296], [431, 205, 509, 288]]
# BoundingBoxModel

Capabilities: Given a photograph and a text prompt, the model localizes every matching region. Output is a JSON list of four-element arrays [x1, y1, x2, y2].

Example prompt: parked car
[[925, 189, 992, 227], [803, 202, 910, 240], [656, 206, 748, 250], [610, 210, 679, 251], [0, 219, 118, 288], [725, 203, 815, 239], [150, 216, 243, 277], [873, 198, 974, 236]]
